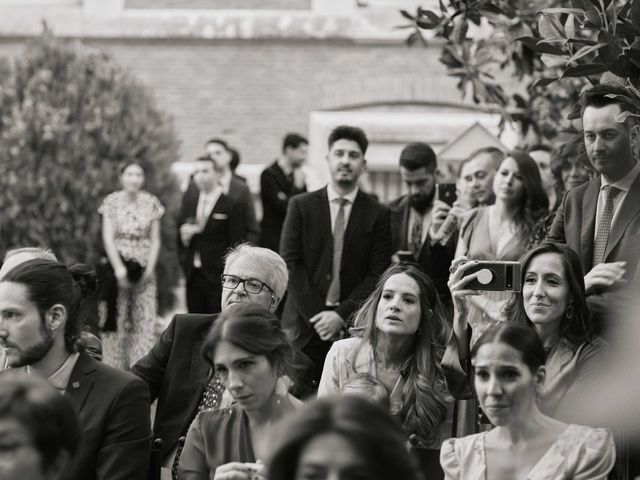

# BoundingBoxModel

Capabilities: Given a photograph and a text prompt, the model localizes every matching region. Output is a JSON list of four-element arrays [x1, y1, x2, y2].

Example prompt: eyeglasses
[[221, 274, 274, 295]]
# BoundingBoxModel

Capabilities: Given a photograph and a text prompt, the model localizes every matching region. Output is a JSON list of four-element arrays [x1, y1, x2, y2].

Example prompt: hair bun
[[69, 263, 98, 297]]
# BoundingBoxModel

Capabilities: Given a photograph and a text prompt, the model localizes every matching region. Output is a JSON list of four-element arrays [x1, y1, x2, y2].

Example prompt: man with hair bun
[[0, 258, 151, 480]]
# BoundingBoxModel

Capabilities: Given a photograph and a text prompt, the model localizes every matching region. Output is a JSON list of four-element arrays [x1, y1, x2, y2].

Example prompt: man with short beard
[[280, 125, 391, 393], [389, 142, 455, 308]]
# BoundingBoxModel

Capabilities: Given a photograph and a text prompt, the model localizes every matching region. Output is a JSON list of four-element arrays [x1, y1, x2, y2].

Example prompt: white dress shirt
[[326, 184, 358, 233]]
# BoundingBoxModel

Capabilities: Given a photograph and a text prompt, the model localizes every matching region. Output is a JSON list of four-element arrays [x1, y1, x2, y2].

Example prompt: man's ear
[[630, 122, 640, 150], [45, 304, 66, 332]]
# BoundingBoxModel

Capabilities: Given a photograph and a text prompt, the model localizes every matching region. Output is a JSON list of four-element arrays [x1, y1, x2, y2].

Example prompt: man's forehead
[[329, 139, 363, 155], [583, 103, 625, 127], [400, 166, 434, 181], [225, 256, 270, 281], [462, 156, 493, 175]]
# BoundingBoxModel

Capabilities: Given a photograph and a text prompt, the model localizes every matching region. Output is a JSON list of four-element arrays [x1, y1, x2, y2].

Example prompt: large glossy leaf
[[530, 76, 560, 88], [562, 63, 609, 76], [567, 43, 606, 63], [541, 8, 585, 15]]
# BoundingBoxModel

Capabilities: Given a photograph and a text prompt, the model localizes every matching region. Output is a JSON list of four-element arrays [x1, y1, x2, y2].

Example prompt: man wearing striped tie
[[547, 83, 640, 336], [280, 125, 391, 395]]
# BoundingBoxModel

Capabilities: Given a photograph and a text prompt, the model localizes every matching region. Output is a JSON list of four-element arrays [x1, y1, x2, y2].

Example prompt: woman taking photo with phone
[[440, 323, 614, 480], [445, 242, 607, 434], [178, 303, 301, 480], [455, 150, 548, 345]]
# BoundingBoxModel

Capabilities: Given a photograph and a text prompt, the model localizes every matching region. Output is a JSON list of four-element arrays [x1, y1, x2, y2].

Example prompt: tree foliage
[[0, 30, 181, 314], [401, 0, 640, 142]]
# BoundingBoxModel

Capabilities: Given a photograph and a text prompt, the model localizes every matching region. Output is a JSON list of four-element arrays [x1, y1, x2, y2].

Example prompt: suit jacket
[[64, 352, 151, 480], [546, 175, 640, 323], [259, 161, 306, 252], [177, 191, 248, 282], [280, 187, 391, 347], [131, 314, 214, 458], [228, 176, 260, 245], [388, 195, 455, 306]]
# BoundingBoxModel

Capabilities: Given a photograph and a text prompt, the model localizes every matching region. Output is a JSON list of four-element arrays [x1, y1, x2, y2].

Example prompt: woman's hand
[[115, 267, 131, 290], [213, 462, 265, 480], [447, 257, 481, 333]]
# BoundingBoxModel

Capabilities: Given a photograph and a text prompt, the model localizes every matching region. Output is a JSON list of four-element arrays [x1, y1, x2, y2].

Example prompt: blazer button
[[326, 273, 331, 281]]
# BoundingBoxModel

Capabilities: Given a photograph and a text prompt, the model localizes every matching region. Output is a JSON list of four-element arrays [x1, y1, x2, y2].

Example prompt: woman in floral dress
[[99, 162, 164, 369]]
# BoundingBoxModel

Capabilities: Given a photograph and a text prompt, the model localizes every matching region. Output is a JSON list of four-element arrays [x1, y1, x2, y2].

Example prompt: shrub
[[0, 30, 182, 314]]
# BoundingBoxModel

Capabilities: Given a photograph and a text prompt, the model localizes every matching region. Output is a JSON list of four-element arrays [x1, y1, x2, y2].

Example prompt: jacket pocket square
[[212, 213, 228, 220]]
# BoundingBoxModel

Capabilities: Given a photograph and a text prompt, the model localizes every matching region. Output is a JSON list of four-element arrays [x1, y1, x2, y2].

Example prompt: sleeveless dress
[[458, 207, 529, 344], [99, 190, 165, 369]]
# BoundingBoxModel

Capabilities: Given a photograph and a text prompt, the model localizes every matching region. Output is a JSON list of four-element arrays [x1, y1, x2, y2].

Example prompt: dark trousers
[[186, 268, 221, 314], [298, 333, 333, 397]]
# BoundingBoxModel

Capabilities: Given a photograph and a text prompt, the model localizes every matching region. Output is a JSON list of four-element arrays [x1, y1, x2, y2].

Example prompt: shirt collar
[[218, 170, 232, 193], [327, 184, 359, 205], [27, 352, 81, 392], [600, 159, 640, 193], [277, 158, 294, 176]]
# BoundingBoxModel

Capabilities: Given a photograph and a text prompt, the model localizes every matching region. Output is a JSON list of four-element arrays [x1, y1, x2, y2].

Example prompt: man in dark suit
[[0, 258, 151, 480], [388, 142, 456, 307], [205, 138, 260, 244], [131, 244, 288, 471], [260, 133, 308, 252], [280, 125, 391, 390], [178, 155, 249, 314], [547, 84, 640, 333]]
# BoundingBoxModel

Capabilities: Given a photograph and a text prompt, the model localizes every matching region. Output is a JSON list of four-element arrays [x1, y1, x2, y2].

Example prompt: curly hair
[[349, 263, 449, 446], [503, 242, 594, 349]]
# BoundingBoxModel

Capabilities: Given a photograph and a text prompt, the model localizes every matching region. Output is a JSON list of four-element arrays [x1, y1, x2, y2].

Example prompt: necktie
[[171, 374, 225, 479], [592, 185, 621, 266], [411, 214, 423, 258], [196, 194, 209, 227], [326, 198, 348, 305]]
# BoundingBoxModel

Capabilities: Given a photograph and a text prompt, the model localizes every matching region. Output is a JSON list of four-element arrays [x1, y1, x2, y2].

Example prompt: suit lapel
[[581, 179, 600, 270], [319, 188, 333, 245], [605, 174, 640, 260], [400, 197, 411, 251], [65, 353, 96, 414], [202, 193, 228, 233]]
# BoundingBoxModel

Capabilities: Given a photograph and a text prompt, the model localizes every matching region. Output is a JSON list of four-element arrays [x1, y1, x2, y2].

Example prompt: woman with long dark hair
[[445, 242, 607, 430], [318, 263, 450, 475], [454, 150, 548, 343]]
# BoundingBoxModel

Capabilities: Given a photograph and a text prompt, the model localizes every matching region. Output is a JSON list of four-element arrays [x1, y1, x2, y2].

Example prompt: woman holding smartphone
[[454, 150, 548, 344], [445, 242, 607, 435]]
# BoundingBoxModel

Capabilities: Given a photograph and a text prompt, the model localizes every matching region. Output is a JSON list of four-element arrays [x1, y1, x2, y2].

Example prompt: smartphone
[[438, 183, 457, 206], [462, 260, 522, 292]]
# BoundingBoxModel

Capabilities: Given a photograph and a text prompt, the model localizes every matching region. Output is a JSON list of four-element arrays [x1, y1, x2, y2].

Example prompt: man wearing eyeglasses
[[131, 244, 288, 475]]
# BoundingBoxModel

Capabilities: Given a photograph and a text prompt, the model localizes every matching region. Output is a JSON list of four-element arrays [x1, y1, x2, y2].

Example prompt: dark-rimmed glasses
[[221, 274, 273, 295]]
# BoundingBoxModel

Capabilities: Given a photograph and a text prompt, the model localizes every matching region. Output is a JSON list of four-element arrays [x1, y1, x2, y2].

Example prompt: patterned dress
[[99, 190, 165, 369]]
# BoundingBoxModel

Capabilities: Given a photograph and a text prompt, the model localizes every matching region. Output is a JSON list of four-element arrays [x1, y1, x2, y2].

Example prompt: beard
[[7, 323, 55, 368], [409, 188, 436, 214]]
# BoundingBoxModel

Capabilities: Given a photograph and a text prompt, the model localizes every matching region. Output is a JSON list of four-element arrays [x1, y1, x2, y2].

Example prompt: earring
[[565, 303, 575, 319]]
